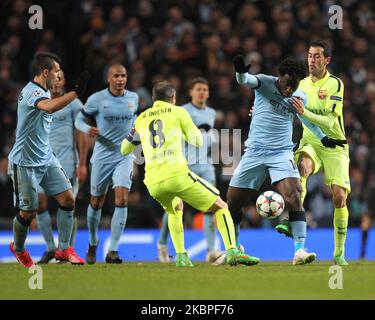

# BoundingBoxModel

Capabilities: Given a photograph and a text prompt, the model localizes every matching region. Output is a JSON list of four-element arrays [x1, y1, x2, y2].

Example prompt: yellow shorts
[[147, 171, 219, 214], [295, 142, 351, 193]]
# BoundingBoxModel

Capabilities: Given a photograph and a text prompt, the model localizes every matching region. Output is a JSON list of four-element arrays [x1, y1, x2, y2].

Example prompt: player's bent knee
[[19, 210, 37, 224], [90, 196, 104, 210], [333, 193, 346, 208], [115, 199, 128, 207], [284, 190, 302, 210]]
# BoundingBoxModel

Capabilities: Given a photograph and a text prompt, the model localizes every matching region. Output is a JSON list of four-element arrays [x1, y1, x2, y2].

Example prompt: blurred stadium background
[[0, 0, 374, 260]]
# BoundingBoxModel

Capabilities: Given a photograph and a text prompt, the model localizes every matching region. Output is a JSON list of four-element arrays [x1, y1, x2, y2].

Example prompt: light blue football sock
[[87, 205, 102, 246], [158, 212, 169, 245], [234, 223, 241, 248], [290, 211, 306, 253], [56, 208, 74, 251], [36, 211, 56, 252], [203, 213, 216, 252], [108, 206, 128, 252]]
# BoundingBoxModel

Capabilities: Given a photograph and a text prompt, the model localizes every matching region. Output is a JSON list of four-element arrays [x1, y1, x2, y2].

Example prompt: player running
[[217, 55, 345, 266], [8, 52, 89, 267], [275, 40, 350, 265], [36, 70, 89, 264], [75, 64, 138, 264], [121, 81, 259, 267], [157, 77, 222, 263]]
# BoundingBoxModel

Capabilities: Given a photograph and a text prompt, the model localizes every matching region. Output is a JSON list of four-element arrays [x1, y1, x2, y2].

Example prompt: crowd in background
[[0, 0, 374, 231]]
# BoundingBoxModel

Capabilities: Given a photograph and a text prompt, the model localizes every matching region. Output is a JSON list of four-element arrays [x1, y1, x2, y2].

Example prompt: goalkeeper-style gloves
[[233, 55, 251, 73], [321, 136, 347, 148], [72, 70, 91, 97]]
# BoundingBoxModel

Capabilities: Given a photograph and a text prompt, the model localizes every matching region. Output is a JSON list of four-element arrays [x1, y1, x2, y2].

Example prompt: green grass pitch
[[1, 261, 374, 300]]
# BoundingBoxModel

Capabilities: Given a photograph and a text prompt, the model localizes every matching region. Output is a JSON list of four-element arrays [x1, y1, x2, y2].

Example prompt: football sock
[[158, 212, 169, 245], [87, 205, 101, 246], [215, 208, 236, 250], [13, 214, 30, 253], [69, 216, 78, 247], [234, 223, 241, 248], [36, 211, 56, 252], [333, 207, 349, 257], [289, 211, 306, 252], [56, 207, 74, 251], [168, 210, 185, 254], [361, 229, 368, 259], [108, 206, 128, 252], [300, 176, 307, 205], [203, 213, 216, 252]]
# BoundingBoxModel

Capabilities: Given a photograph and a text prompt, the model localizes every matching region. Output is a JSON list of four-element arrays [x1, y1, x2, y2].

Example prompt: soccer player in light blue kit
[[75, 64, 138, 264], [7, 52, 90, 267], [36, 70, 89, 264], [217, 56, 345, 265], [157, 77, 223, 263]]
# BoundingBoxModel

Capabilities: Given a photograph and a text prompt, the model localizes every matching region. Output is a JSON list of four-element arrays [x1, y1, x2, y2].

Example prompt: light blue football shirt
[[183, 102, 216, 165], [8, 81, 54, 167], [237, 73, 325, 151], [49, 98, 83, 165], [78, 88, 139, 163]]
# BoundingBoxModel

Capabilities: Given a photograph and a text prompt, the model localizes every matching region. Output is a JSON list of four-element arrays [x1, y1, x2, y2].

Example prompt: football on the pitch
[[256, 191, 285, 219]]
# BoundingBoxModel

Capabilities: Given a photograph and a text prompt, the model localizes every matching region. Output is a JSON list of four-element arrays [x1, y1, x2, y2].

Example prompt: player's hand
[[291, 96, 304, 114], [76, 164, 87, 184], [321, 136, 348, 148], [198, 124, 211, 132], [88, 126, 100, 137], [233, 55, 251, 73], [72, 71, 91, 97]]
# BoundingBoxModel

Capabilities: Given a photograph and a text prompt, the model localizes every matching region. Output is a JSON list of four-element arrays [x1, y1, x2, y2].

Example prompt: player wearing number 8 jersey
[[121, 81, 260, 267]]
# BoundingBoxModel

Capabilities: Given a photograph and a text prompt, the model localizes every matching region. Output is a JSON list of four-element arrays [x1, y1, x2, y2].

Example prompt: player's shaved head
[[152, 81, 176, 103], [107, 64, 127, 96], [108, 64, 126, 77]]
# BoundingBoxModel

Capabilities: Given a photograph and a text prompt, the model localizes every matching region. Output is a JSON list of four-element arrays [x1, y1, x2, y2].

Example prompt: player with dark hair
[[75, 64, 138, 264], [214, 55, 345, 266], [275, 40, 350, 265], [157, 77, 222, 263], [36, 70, 89, 264], [8, 52, 90, 267], [121, 81, 259, 267]]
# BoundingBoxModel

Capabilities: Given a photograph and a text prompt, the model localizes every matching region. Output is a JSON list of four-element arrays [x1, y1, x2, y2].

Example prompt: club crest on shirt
[[128, 102, 135, 111], [318, 89, 327, 99]]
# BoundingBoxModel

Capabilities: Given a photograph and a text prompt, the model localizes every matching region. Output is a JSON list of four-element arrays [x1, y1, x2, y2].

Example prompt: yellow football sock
[[333, 207, 349, 257], [168, 210, 185, 254], [215, 208, 236, 250], [300, 176, 307, 205]]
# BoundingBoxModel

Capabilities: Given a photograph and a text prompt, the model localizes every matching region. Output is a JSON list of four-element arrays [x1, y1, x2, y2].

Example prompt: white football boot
[[292, 249, 317, 265], [212, 245, 245, 266], [157, 242, 170, 263]]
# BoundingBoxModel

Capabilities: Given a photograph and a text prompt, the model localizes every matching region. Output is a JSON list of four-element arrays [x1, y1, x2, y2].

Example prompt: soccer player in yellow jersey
[[121, 81, 259, 267], [275, 40, 350, 265]]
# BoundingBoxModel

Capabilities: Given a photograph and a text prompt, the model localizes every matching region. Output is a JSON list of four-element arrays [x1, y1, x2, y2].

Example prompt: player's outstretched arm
[[37, 71, 91, 113], [233, 55, 260, 88], [294, 98, 347, 148]]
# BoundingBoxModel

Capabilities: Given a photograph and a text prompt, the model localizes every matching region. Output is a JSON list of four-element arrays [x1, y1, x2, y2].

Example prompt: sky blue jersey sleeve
[[297, 114, 326, 140], [236, 72, 261, 88], [74, 94, 98, 134]]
